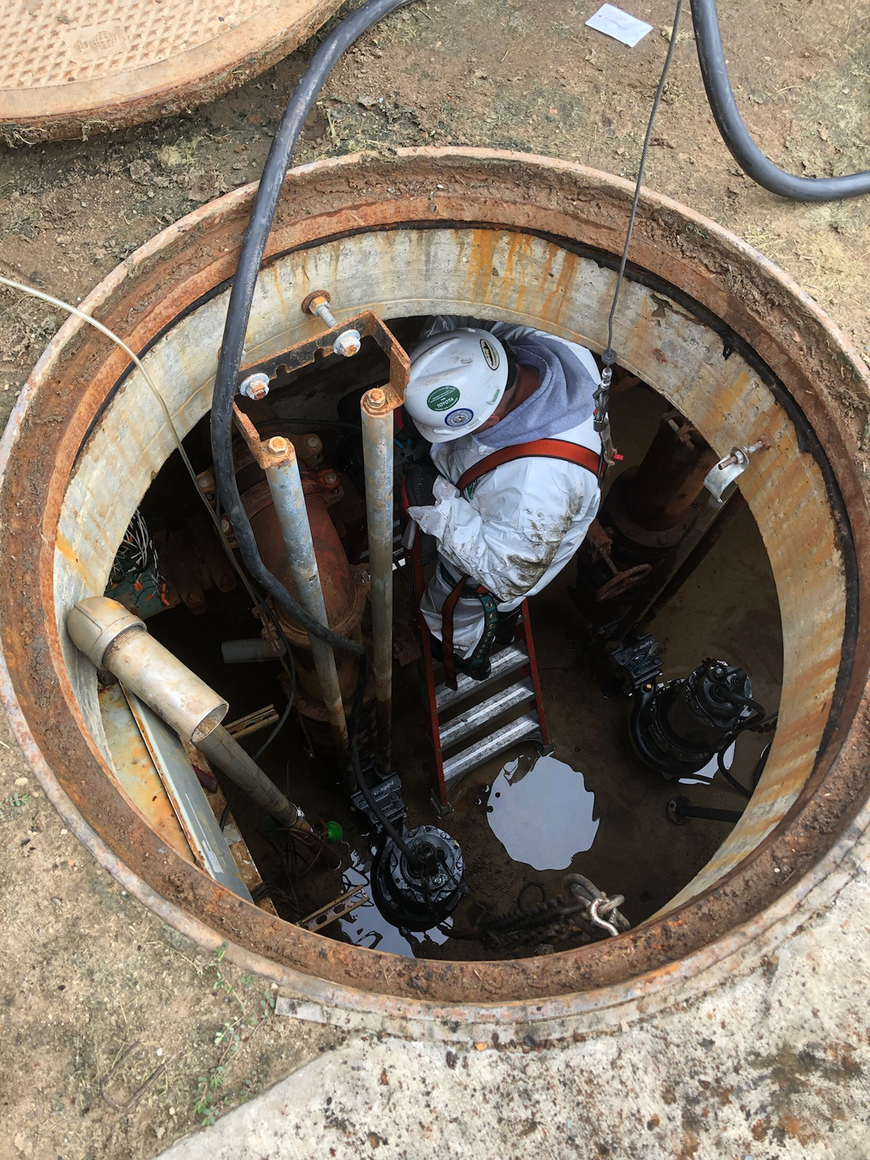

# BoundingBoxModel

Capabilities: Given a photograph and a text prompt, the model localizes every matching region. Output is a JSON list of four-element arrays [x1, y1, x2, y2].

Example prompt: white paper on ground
[[585, 3, 654, 48]]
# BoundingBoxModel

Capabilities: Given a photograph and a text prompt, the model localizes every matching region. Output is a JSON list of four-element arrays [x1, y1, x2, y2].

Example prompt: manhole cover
[[0, 0, 342, 143]]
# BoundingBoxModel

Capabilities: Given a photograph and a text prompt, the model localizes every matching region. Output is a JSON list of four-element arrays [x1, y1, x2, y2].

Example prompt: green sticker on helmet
[[426, 385, 461, 412]]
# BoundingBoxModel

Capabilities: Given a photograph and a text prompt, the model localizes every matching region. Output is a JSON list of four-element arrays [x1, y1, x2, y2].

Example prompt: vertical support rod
[[361, 388, 394, 770], [263, 439, 351, 762]]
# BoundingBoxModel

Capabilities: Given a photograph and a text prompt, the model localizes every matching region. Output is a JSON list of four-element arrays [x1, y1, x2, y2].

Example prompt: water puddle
[[678, 741, 736, 785], [484, 752, 599, 871]]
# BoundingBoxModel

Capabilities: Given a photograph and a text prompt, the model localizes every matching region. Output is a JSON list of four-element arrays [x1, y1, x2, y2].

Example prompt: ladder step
[[439, 678, 536, 748], [435, 645, 528, 712], [443, 712, 542, 793]]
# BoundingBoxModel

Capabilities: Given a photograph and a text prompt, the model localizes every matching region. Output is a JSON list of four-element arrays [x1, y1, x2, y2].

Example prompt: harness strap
[[440, 575, 467, 690], [455, 438, 603, 494], [438, 440, 601, 685]]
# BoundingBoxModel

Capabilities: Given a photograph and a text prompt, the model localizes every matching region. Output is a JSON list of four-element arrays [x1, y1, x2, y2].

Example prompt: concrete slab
[[159, 838, 870, 1159]]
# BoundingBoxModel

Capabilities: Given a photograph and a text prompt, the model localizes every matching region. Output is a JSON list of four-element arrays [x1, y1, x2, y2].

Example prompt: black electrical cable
[[691, 0, 870, 201], [716, 748, 752, 799], [209, 0, 420, 866], [714, 707, 777, 799], [712, 683, 766, 724]]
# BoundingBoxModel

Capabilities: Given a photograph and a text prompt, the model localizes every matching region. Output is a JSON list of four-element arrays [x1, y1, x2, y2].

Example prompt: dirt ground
[[0, 1, 868, 1157]]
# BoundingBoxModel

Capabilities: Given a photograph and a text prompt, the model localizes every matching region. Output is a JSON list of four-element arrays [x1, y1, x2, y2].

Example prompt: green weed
[[191, 946, 276, 1126]]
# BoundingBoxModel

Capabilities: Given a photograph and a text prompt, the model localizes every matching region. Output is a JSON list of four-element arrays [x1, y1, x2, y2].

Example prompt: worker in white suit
[[403, 316, 603, 680]]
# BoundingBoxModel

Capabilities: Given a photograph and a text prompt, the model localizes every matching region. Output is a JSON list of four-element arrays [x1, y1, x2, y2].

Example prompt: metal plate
[[125, 688, 253, 901], [0, 0, 342, 143], [99, 682, 194, 862]]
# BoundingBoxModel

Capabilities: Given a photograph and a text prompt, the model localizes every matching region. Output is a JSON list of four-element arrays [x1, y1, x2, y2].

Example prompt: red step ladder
[[406, 531, 552, 813]]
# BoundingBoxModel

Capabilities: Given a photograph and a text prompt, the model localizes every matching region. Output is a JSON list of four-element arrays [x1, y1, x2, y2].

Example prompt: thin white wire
[[0, 272, 262, 607], [0, 272, 310, 753]]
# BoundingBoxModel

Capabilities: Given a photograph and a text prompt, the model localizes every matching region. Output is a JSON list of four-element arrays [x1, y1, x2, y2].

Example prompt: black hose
[[691, 0, 870, 201], [211, 0, 415, 654], [210, 0, 419, 864]]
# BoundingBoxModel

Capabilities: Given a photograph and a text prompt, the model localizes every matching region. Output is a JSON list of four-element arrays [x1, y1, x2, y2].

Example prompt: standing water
[[485, 753, 600, 871]]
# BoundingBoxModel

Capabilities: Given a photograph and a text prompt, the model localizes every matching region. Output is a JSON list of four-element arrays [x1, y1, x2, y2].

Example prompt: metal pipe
[[68, 597, 227, 744], [361, 387, 394, 769], [667, 795, 743, 825], [197, 725, 309, 831], [263, 437, 350, 763], [637, 491, 748, 634], [67, 597, 304, 828]]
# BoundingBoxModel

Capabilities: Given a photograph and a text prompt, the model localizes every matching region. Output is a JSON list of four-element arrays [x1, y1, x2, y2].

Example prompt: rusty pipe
[[620, 411, 720, 532], [361, 387, 394, 769], [197, 725, 310, 832], [263, 438, 350, 761]]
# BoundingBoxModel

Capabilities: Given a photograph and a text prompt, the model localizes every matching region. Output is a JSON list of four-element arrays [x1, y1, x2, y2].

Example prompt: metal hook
[[588, 897, 620, 938]]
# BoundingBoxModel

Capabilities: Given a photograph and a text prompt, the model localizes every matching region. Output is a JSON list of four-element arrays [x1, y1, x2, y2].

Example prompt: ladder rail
[[404, 516, 550, 809]]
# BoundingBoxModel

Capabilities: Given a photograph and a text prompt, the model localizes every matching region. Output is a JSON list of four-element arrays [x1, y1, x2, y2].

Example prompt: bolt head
[[332, 329, 361, 358], [268, 436, 288, 454], [322, 470, 338, 485], [240, 372, 270, 401]]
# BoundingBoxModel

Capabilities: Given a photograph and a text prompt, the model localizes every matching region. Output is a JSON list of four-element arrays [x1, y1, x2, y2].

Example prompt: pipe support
[[264, 439, 350, 760], [361, 388, 395, 768]]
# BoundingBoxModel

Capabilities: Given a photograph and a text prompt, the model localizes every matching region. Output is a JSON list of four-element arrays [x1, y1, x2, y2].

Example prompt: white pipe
[[68, 597, 227, 744], [221, 638, 280, 664]]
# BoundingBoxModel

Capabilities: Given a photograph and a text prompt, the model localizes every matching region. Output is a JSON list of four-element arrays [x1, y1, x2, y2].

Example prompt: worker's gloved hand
[[403, 457, 441, 509]]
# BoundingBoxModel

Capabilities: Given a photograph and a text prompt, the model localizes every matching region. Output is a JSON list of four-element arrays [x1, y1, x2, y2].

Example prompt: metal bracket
[[703, 439, 766, 505], [236, 298, 410, 412], [298, 885, 370, 932]]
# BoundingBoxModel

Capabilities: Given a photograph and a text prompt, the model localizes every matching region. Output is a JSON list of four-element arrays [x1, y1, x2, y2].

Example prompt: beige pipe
[[67, 597, 305, 829]]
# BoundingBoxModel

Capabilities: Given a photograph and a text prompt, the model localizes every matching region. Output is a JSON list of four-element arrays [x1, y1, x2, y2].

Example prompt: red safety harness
[[454, 438, 604, 494], [440, 438, 603, 686]]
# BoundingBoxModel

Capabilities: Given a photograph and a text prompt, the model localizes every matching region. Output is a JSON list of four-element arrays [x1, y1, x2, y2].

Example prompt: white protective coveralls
[[406, 317, 602, 658]]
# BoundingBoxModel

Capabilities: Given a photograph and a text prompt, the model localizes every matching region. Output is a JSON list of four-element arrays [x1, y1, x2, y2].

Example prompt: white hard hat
[[403, 328, 510, 443]]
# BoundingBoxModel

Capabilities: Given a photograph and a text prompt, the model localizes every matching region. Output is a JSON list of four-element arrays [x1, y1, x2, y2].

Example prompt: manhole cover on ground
[[0, 0, 342, 143]]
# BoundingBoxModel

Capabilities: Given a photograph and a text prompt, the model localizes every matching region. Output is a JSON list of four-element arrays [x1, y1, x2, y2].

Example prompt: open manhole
[[3, 149, 869, 1032]]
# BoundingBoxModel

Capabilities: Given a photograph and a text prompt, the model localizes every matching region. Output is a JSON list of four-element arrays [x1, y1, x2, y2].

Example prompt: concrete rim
[[2, 148, 870, 1030]]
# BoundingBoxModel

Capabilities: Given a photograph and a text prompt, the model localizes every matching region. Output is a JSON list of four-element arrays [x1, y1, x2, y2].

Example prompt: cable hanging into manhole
[[595, 0, 685, 467]]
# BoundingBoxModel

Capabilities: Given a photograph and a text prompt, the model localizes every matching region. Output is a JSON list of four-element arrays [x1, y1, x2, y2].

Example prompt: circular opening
[[3, 150, 869, 1019], [130, 312, 784, 959]]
